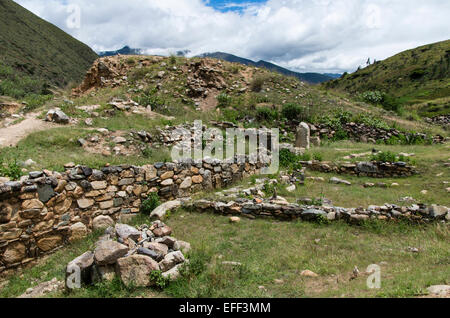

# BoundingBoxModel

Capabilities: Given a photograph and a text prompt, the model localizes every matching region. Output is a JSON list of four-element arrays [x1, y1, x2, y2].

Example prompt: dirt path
[[0, 113, 58, 148]]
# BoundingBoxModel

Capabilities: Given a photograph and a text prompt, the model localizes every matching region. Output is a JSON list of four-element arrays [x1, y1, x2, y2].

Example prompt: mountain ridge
[[197, 52, 334, 84]]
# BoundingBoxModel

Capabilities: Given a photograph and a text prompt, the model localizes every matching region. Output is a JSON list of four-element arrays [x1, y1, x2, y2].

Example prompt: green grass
[[2, 212, 447, 298], [0, 127, 171, 172]]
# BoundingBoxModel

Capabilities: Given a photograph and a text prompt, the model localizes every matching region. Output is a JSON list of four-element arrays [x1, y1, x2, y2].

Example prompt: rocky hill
[[0, 0, 98, 97], [324, 40, 450, 116]]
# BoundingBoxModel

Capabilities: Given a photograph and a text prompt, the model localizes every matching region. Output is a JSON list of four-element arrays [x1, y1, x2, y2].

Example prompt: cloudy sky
[[15, 0, 450, 73]]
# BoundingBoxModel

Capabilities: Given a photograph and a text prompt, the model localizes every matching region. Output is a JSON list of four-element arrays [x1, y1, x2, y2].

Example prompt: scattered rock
[[18, 278, 64, 298], [229, 216, 241, 223], [70, 222, 88, 242], [45, 109, 70, 124], [92, 215, 115, 231], [115, 223, 141, 241], [116, 255, 160, 287], [427, 285, 450, 297], [330, 177, 351, 186], [94, 240, 129, 265], [150, 200, 181, 220], [301, 270, 319, 278]]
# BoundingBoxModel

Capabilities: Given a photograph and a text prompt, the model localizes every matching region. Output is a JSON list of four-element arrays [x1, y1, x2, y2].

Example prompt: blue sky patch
[[205, 0, 267, 12]]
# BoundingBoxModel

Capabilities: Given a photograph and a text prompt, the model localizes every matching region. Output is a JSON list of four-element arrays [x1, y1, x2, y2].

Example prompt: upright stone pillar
[[295, 122, 310, 149]]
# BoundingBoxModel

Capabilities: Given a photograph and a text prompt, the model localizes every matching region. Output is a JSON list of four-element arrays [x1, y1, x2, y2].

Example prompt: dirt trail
[[0, 113, 58, 148]]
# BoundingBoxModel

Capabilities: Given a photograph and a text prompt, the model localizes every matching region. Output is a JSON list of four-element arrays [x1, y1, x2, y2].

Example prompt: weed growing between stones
[[140, 193, 161, 215]]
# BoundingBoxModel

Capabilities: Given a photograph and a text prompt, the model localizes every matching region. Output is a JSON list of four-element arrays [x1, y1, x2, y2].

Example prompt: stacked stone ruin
[[66, 221, 191, 289], [0, 158, 263, 272]]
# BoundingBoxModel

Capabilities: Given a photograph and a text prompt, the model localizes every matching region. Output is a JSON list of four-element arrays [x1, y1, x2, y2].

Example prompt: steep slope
[[0, 0, 98, 92], [325, 40, 450, 115], [198, 52, 333, 84]]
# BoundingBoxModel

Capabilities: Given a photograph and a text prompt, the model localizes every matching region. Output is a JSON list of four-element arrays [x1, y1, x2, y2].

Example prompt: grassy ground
[[281, 141, 450, 207], [1, 212, 448, 298]]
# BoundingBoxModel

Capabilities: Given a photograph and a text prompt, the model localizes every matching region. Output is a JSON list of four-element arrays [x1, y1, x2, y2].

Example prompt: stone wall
[[0, 159, 263, 272], [310, 123, 446, 144], [301, 160, 418, 178], [190, 199, 450, 224]]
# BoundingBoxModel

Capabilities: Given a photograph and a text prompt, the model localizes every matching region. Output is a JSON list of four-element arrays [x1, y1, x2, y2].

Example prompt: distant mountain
[[99, 46, 143, 57], [197, 52, 333, 84], [0, 0, 98, 92], [325, 39, 450, 116], [324, 73, 342, 79]]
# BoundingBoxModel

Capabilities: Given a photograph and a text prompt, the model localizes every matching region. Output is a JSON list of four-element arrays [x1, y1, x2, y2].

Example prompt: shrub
[[256, 107, 278, 121], [250, 76, 265, 92], [0, 159, 23, 180], [137, 88, 165, 111], [149, 270, 170, 289], [279, 148, 303, 171], [371, 151, 398, 163], [313, 153, 323, 161], [140, 193, 161, 215], [281, 103, 304, 120], [217, 93, 232, 108], [141, 147, 153, 158], [360, 90, 384, 104], [381, 94, 402, 113]]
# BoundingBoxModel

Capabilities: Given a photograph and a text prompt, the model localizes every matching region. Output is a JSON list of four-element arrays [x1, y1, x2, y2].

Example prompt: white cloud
[[14, 0, 450, 73]]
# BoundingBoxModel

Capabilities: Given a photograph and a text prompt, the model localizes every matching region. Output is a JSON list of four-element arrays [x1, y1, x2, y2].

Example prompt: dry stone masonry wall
[[190, 198, 450, 224], [301, 160, 418, 178], [0, 159, 263, 272]]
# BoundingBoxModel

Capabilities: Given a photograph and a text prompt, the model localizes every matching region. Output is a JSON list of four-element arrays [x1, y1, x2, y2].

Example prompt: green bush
[[250, 76, 265, 92], [137, 88, 165, 110], [371, 151, 398, 163], [149, 270, 170, 289], [313, 152, 323, 161], [360, 90, 384, 104], [217, 93, 232, 108], [281, 103, 306, 120], [279, 148, 303, 171], [256, 107, 278, 121], [140, 192, 161, 215], [0, 159, 23, 180]]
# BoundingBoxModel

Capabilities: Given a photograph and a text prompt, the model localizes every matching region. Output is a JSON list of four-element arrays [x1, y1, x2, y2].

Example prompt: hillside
[[198, 52, 333, 84], [324, 40, 450, 116], [0, 0, 98, 97]]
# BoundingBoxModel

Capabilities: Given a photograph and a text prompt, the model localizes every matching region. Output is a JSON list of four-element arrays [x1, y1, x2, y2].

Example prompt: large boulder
[[428, 205, 448, 219], [46, 109, 70, 124], [159, 251, 185, 272], [94, 240, 129, 265], [150, 200, 181, 220], [357, 162, 378, 173], [162, 263, 184, 281], [93, 215, 115, 231], [301, 209, 327, 221], [143, 242, 169, 256], [116, 255, 160, 287], [70, 222, 88, 242], [173, 241, 191, 254], [2, 242, 26, 265], [115, 224, 141, 241]]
